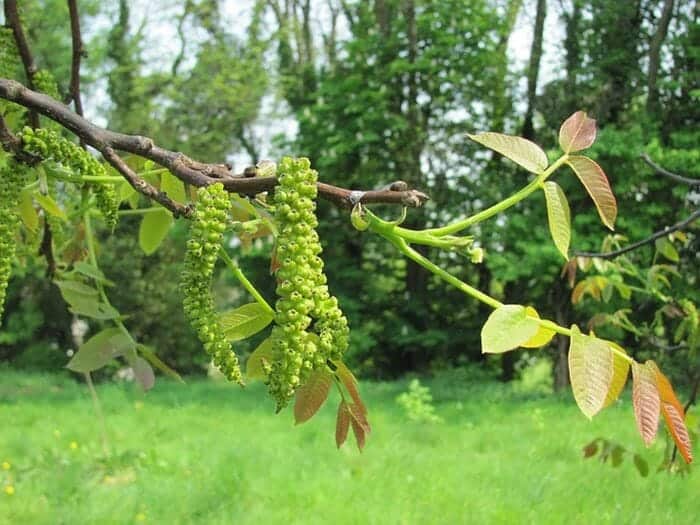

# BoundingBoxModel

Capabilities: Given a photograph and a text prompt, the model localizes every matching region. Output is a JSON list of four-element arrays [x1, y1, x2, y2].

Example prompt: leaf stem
[[423, 154, 569, 236], [220, 248, 274, 316]]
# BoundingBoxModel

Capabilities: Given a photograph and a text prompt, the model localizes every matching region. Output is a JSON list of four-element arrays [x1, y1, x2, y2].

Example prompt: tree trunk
[[647, 0, 675, 116], [521, 0, 547, 140]]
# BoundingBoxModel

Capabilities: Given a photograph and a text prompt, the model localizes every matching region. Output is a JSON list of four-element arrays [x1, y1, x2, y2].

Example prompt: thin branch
[[573, 208, 700, 260], [101, 147, 189, 217], [4, 0, 39, 128], [641, 152, 700, 186], [67, 0, 85, 117], [0, 78, 430, 209]]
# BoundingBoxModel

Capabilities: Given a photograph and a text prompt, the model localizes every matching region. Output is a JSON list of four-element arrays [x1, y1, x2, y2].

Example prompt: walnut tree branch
[[573, 208, 700, 260], [4, 0, 39, 128], [0, 78, 430, 209], [67, 0, 86, 118], [641, 152, 700, 186]]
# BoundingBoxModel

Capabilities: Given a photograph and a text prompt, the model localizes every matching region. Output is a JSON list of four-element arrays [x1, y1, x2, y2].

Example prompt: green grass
[[0, 370, 697, 524]]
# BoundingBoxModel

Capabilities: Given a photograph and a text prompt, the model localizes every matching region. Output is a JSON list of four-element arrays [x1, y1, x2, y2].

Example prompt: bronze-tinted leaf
[[650, 362, 693, 463], [566, 156, 617, 230], [582, 439, 599, 458], [559, 111, 597, 153], [347, 402, 371, 435], [334, 361, 368, 416], [350, 414, 367, 452], [335, 401, 351, 448], [294, 368, 333, 424], [631, 361, 660, 446]]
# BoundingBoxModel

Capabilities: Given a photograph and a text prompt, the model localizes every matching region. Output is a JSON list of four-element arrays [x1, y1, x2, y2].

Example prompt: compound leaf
[[542, 181, 571, 259], [334, 360, 368, 417], [481, 305, 540, 354], [559, 111, 597, 153], [567, 156, 617, 230], [568, 326, 614, 419], [467, 132, 548, 174]]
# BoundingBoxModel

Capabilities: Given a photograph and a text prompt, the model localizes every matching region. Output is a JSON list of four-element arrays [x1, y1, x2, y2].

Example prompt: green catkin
[[181, 183, 243, 384], [0, 159, 28, 325], [19, 127, 119, 230], [267, 157, 349, 408], [32, 69, 61, 100]]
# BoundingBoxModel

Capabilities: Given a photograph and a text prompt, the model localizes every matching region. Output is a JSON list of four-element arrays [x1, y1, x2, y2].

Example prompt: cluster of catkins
[[20, 127, 119, 230], [181, 183, 243, 384], [0, 160, 28, 324], [267, 157, 349, 408]]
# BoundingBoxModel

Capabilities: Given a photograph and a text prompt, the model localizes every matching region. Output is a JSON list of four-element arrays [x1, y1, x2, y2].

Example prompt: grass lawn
[[0, 369, 697, 524]]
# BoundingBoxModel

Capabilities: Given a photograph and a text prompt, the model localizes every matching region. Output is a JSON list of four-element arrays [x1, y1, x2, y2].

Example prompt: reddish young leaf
[[566, 156, 617, 230], [347, 402, 371, 435], [350, 414, 367, 452], [334, 361, 368, 416], [631, 361, 660, 446], [650, 362, 693, 463], [559, 111, 597, 153], [294, 368, 333, 424], [335, 401, 351, 448]]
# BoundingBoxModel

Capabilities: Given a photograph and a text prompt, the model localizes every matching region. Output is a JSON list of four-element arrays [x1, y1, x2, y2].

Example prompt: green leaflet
[[542, 181, 571, 260], [33, 192, 67, 220], [66, 327, 135, 373], [246, 337, 274, 381], [160, 171, 187, 204], [139, 208, 173, 255], [218, 303, 274, 342], [481, 304, 540, 354], [467, 132, 548, 174]]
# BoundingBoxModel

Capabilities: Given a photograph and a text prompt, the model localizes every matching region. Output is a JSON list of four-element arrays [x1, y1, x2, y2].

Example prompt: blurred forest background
[[1, 0, 698, 392]]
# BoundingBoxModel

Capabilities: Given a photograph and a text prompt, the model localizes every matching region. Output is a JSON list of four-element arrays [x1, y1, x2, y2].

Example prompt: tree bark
[[521, 0, 547, 140], [647, 0, 675, 116]]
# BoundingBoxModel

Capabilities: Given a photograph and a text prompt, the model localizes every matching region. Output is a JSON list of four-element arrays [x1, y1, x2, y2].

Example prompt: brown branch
[[4, 0, 39, 128], [101, 147, 189, 217], [67, 0, 85, 118], [573, 208, 700, 260], [0, 78, 430, 209], [641, 152, 700, 186]]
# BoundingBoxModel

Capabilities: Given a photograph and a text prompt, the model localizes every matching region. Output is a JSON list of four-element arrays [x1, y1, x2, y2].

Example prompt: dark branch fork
[[0, 79, 429, 216]]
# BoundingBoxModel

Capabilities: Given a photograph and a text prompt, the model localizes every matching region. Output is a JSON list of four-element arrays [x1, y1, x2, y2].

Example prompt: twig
[[67, 0, 85, 118], [0, 78, 430, 209], [573, 208, 700, 260], [101, 147, 189, 217], [4, 0, 39, 128], [641, 152, 700, 186]]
